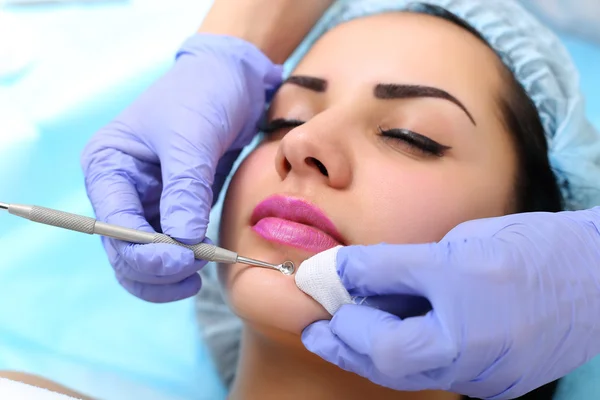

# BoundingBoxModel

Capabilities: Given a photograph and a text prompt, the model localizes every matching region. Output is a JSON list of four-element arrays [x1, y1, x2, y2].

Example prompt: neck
[[228, 326, 459, 400]]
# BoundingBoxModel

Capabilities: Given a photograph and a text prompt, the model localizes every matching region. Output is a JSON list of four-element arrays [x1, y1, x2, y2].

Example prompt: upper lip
[[250, 194, 345, 244]]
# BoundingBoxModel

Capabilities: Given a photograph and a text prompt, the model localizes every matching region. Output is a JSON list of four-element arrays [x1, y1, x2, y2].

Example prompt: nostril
[[315, 160, 328, 177], [306, 157, 329, 177]]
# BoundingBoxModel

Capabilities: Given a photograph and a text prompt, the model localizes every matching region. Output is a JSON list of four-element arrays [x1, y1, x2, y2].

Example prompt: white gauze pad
[[294, 245, 352, 315]]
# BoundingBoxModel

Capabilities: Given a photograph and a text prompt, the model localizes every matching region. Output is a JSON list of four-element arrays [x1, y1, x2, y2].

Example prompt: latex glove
[[300, 208, 600, 399], [81, 34, 282, 302]]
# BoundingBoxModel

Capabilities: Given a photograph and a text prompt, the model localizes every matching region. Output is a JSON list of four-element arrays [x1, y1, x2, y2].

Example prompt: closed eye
[[377, 126, 451, 157], [259, 118, 305, 134]]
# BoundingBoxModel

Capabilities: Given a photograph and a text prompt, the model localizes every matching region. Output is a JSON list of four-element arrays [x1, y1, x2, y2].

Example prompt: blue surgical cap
[[284, 0, 600, 210]]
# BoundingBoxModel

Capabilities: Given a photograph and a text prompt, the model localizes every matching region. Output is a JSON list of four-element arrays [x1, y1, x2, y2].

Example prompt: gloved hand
[[301, 208, 600, 399], [81, 34, 282, 303]]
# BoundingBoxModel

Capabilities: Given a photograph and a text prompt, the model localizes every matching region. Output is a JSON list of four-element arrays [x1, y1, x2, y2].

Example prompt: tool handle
[[151, 233, 238, 264], [7, 204, 239, 264], [11, 204, 96, 234]]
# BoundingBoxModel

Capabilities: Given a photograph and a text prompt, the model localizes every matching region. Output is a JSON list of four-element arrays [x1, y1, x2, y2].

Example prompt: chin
[[218, 227, 332, 336]]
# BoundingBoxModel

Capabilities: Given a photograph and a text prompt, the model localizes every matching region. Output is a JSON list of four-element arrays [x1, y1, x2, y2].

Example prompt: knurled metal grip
[[151, 234, 239, 263], [152, 233, 217, 260], [10, 203, 239, 264], [30, 206, 96, 234]]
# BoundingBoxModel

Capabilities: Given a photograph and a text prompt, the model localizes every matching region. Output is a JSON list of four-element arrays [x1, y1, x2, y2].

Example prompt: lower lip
[[252, 217, 340, 253]]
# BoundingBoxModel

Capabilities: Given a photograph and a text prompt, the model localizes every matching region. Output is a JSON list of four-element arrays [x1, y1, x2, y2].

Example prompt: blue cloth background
[[0, 1, 225, 399], [0, 1, 597, 399]]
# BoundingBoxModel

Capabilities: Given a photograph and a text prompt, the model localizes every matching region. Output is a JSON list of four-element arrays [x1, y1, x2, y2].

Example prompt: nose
[[275, 117, 352, 189]]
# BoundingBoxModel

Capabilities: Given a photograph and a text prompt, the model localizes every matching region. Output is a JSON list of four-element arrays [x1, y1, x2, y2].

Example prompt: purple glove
[[81, 34, 282, 302], [301, 208, 600, 399]]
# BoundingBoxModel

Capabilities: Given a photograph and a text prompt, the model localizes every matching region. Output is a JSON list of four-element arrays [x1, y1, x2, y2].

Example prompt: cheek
[[352, 166, 455, 244], [220, 144, 275, 248], [218, 143, 331, 336], [352, 160, 515, 244], [218, 263, 330, 335]]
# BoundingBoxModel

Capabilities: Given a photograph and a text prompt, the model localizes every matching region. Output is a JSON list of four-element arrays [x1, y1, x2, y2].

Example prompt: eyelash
[[259, 119, 450, 158], [259, 118, 305, 134], [377, 126, 451, 157]]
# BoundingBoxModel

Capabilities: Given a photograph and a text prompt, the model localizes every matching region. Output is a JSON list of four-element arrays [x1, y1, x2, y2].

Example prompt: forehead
[[291, 12, 503, 106]]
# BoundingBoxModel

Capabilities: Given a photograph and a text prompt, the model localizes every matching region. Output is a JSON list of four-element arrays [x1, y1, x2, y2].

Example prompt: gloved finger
[[84, 153, 163, 271], [264, 65, 284, 103], [301, 320, 375, 376], [211, 149, 242, 206], [158, 145, 215, 243], [120, 243, 207, 283], [302, 319, 443, 392], [264, 64, 284, 91], [82, 144, 204, 288], [104, 221, 212, 283], [87, 159, 175, 277], [330, 305, 456, 378], [336, 243, 443, 297], [148, 211, 163, 234], [361, 294, 432, 319], [82, 146, 158, 222], [101, 203, 208, 282], [107, 240, 208, 284], [442, 213, 531, 241], [116, 273, 202, 303]]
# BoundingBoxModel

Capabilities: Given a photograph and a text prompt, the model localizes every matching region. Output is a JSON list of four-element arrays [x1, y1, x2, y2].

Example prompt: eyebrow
[[282, 75, 476, 126], [283, 75, 327, 92], [374, 84, 476, 125]]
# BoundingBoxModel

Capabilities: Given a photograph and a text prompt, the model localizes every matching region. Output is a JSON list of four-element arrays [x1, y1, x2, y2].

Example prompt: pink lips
[[250, 195, 343, 253]]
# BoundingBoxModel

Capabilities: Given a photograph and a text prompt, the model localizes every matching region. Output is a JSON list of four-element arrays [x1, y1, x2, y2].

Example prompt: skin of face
[[217, 12, 518, 341]]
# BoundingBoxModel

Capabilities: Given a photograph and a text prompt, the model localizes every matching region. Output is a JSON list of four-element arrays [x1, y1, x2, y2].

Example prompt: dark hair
[[408, 3, 564, 214], [407, 3, 563, 399]]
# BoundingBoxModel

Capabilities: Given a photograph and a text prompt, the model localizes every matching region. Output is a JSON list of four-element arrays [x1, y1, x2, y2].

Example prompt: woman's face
[[219, 12, 517, 335]]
